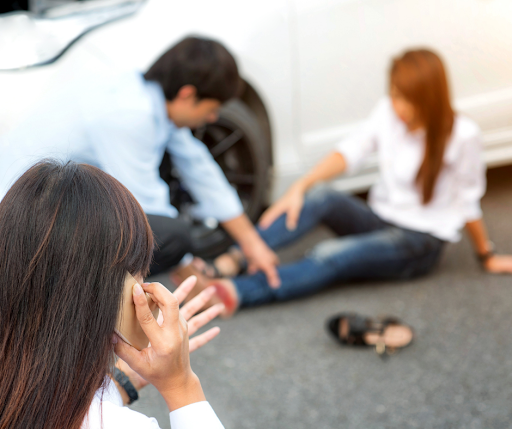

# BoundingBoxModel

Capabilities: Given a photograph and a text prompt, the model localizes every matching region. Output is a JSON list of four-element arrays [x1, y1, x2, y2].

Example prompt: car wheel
[[160, 98, 271, 258]]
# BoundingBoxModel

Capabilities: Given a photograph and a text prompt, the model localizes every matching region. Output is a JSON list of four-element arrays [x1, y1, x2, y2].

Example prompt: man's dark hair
[[144, 36, 242, 103]]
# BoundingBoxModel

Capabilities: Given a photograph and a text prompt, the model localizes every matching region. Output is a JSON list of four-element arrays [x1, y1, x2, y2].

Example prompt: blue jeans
[[233, 187, 445, 307]]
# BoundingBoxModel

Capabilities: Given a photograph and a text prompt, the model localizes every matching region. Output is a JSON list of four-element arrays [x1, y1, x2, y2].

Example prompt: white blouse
[[82, 378, 224, 429], [336, 98, 485, 242]]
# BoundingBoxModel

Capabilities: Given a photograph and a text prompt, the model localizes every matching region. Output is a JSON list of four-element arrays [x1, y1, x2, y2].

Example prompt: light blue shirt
[[0, 71, 243, 221]]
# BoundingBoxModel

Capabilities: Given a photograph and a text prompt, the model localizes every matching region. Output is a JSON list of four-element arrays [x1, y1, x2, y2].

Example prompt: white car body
[[1, 0, 512, 201]]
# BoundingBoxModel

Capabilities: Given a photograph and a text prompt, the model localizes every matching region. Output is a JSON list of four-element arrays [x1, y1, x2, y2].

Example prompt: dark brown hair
[[0, 160, 154, 429], [390, 49, 455, 204], [144, 36, 242, 102]]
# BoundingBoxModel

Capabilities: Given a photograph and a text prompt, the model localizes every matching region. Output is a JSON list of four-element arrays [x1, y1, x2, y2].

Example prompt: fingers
[[263, 263, 281, 289], [140, 282, 180, 327], [285, 203, 301, 231], [133, 283, 162, 339], [180, 286, 216, 321], [259, 204, 284, 230], [189, 327, 221, 353], [485, 255, 512, 273], [247, 262, 258, 275], [247, 262, 280, 288], [172, 276, 198, 305], [187, 303, 225, 336]]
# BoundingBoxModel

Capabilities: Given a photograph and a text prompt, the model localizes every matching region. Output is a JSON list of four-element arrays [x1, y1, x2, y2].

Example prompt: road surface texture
[[130, 165, 512, 429]]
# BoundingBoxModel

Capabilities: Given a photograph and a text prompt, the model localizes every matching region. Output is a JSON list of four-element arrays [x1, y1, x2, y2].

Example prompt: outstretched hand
[[172, 276, 224, 352], [484, 254, 512, 274]]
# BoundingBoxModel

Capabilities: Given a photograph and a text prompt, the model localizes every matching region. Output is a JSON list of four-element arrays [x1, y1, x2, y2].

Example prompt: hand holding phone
[[114, 279, 205, 411], [114, 273, 159, 351]]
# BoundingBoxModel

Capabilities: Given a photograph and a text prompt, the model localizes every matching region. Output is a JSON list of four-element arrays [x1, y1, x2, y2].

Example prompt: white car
[[2, 0, 512, 254]]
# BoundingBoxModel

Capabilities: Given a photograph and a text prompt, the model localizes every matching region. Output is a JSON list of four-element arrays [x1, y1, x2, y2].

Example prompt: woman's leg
[[257, 186, 387, 251], [232, 227, 444, 307], [209, 187, 386, 278]]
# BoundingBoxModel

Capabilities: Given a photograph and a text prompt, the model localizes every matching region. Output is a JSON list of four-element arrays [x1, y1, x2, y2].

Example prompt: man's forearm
[[221, 213, 261, 249]]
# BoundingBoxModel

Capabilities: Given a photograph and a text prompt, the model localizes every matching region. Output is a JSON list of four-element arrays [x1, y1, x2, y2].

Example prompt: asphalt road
[[130, 165, 512, 429]]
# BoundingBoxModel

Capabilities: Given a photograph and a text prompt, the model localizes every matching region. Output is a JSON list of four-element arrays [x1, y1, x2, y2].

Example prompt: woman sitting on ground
[[190, 48, 512, 316], [0, 160, 225, 429]]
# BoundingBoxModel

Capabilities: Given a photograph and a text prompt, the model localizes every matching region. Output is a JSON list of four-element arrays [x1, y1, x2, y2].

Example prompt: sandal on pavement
[[325, 312, 414, 357]]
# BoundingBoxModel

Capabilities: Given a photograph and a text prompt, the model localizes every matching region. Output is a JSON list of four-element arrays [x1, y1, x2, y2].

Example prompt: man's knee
[[156, 218, 193, 256], [147, 215, 193, 272]]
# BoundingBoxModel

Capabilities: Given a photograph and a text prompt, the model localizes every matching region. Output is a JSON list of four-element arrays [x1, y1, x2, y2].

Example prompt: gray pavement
[[130, 165, 512, 429]]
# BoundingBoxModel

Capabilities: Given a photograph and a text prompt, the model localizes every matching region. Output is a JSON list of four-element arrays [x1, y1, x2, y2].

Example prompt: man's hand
[[259, 183, 305, 231], [240, 236, 281, 288], [221, 213, 281, 288], [484, 254, 512, 274]]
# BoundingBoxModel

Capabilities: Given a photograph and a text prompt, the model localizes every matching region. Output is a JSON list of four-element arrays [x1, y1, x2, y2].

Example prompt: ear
[[176, 85, 197, 100]]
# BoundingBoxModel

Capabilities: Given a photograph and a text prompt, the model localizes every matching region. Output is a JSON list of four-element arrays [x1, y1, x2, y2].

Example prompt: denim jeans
[[233, 187, 445, 307]]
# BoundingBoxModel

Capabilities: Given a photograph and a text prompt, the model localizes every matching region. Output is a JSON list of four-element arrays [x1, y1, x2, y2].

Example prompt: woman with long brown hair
[[192, 49, 512, 319], [0, 160, 224, 429]]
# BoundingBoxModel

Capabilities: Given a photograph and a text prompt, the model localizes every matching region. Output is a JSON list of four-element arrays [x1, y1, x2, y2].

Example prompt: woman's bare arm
[[465, 218, 512, 273], [259, 152, 346, 230]]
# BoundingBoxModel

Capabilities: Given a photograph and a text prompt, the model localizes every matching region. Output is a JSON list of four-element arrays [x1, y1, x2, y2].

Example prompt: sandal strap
[[326, 312, 380, 346], [227, 246, 247, 273], [207, 262, 222, 279], [326, 313, 414, 356]]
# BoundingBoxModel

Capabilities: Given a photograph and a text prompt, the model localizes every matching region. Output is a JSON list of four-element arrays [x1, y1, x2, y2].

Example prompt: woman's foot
[[208, 279, 239, 318], [171, 265, 239, 318], [212, 248, 246, 277], [189, 248, 246, 280], [170, 262, 210, 304]]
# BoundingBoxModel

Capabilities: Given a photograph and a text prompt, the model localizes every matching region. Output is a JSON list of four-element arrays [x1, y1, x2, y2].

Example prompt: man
[[0, 36, 280, 287]]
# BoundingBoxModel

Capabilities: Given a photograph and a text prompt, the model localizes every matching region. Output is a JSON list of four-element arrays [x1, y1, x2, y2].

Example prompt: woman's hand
[[484, 254, 512, 274], [259, 183, 306, 231], [172, 276, 224, 352], [259, 152, 346, 231], [115, 276, 224, 402], [114, 279, 210, 411]]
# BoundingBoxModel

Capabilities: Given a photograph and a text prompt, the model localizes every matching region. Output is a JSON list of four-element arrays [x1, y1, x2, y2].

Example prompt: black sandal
[[326, 312, 414, 357]]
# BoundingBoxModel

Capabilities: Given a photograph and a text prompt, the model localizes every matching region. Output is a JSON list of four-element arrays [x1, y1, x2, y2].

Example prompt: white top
[[82, 378, 224, 429], [336, 98, 485, 242]]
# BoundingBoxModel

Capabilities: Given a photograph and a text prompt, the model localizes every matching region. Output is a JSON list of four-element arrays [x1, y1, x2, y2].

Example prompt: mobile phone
[[114, 273, 159, 351]]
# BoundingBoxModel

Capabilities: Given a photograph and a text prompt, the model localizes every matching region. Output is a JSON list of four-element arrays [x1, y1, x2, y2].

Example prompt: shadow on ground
[[131, 165, 512, 429]]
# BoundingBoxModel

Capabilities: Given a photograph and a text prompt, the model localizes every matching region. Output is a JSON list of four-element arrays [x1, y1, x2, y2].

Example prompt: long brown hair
[[390, 49, 455, 204], [0, 160, 154, 429]]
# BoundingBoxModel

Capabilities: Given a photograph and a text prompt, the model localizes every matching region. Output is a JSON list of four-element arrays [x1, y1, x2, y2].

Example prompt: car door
[[294, 0, 512, 192]]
